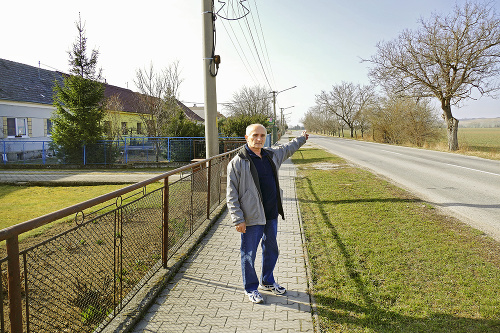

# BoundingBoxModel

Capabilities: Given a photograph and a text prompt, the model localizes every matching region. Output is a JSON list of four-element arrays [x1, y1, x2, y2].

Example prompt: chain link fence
[[0, 148, 238, 332], [0, 137, 245, 166]]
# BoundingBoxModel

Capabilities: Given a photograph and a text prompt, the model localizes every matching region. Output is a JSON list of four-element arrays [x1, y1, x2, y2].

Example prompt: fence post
[[42, 141, 46, 165], [6, 237, 23, 333], [162, 176, 169, 268], [2, 141, 6, 165], [207, 160, 212, 219], [124, 140, 128, 164], [83, 144, 86, 166]]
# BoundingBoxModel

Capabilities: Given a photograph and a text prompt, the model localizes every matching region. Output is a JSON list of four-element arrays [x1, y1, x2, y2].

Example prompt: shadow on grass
[[316, 296, 500, 332], [303, 177, 500, 332], [0, 184, 24, 199]]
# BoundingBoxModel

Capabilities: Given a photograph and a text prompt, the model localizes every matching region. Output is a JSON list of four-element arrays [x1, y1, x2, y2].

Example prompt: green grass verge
[[293, 147, 500, 332]]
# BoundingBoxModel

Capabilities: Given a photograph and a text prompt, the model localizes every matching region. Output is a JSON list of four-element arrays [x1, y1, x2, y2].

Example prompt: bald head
[[245, 123, 267, 136]]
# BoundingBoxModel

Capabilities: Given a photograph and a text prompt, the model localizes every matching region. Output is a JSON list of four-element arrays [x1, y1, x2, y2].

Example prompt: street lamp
[[279, 106, 295, 134], [270, 86, 296, 143]]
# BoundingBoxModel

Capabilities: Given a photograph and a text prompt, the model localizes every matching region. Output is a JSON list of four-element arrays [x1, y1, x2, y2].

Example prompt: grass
[[0, 182, 163, 243], [418, 128, 499, 160], [293, 147, 500, 332]]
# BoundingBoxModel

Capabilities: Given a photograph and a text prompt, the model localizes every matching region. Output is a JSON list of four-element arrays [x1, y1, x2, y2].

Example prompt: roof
[[0, 58, 63, 105], [176, 100, 204, 122], [103, 83, 141, 113], [0, 58, 196, 120]]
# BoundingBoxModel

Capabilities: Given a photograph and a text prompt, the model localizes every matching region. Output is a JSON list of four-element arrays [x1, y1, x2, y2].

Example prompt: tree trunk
[[441, 100, 459, 151]]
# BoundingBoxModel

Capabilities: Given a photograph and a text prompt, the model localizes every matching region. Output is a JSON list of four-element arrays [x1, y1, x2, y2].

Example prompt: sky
[[1, 0, 499, 126]]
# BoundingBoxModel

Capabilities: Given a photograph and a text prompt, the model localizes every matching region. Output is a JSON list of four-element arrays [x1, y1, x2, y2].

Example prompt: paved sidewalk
[[131, 156, 316, 332], [0, 170, 178, 185]]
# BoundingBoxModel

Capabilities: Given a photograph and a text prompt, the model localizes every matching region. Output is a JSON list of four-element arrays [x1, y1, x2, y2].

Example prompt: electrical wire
[[216, 0, 276, 91]]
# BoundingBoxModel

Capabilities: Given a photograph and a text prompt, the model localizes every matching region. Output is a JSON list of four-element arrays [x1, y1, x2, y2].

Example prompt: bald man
[[227, 124, 308, 303]]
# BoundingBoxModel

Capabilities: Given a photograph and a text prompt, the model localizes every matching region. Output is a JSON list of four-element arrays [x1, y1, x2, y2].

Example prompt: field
[[427, 127, 500, 160]]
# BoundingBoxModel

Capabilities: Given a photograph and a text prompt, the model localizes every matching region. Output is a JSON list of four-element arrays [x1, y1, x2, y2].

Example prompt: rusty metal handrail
[[0, 149, 236, 242], [1, 146, 241, 333]]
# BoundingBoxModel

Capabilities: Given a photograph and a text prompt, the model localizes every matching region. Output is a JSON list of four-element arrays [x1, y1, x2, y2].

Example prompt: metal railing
[[0, 137, 245, 166], [0, 147, 241, 332]]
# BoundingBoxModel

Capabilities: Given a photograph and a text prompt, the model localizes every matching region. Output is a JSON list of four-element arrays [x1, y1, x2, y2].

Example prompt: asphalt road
[[308, 134, 500, 241]]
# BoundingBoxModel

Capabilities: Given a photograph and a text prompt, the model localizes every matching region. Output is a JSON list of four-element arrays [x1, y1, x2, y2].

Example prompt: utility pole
[[280, 106, 294, 135], [271, 91, 277, 144], [202, 0, 219, 158], [270, 86, 296, 144]]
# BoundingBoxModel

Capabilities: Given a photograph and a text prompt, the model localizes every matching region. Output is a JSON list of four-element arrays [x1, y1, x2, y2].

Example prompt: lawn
[[293, 147, 500, 332]]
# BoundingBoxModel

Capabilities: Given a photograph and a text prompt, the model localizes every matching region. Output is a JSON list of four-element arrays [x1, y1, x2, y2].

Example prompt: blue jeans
[[240, 218, 279, 293]]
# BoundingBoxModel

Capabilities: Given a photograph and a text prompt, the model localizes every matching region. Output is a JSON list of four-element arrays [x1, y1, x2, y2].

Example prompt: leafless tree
[[134, 61, 183, 161], [223, 85, 273, 118], [134, 61, 183, 138], [302, 105, 342, 136], [315, 82, 376, 137], [368, 96, 441, 146], [365, 1, 500, 150]]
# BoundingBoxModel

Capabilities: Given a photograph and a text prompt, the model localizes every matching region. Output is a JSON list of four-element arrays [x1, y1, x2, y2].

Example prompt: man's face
[[245, 125, 267, 150]]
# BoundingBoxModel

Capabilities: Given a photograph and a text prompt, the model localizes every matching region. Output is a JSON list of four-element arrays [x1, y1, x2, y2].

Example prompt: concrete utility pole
[[202, 0, 219, 158], [280, 106, 294, 134], [270, 86, 296, 143]]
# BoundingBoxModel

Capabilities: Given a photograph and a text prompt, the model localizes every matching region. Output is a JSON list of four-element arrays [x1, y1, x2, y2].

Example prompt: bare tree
[[134, 61, 183, 161], [134, 61, 183, 138], [223, 85, 273, 118], [368, 95, 441, 146], [315, 82, 376, 137], [366, 1, 500, 150]]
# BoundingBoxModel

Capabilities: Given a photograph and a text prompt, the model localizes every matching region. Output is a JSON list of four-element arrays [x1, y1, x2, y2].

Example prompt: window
[[7, 118, 28, 137], [47, 119, 52, 135], [121, 122, 128, 135], [137, 122, 142, 135]]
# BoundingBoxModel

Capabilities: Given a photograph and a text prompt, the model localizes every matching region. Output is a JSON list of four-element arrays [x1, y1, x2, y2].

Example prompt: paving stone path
[[132, 157, 316, 332]]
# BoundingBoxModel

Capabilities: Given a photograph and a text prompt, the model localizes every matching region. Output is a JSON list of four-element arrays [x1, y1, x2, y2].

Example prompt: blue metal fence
[[0, 137, 246, 166]]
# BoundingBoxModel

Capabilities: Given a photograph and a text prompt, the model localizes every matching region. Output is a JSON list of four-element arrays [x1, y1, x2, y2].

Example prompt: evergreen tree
[[51, 14, 105, 164]]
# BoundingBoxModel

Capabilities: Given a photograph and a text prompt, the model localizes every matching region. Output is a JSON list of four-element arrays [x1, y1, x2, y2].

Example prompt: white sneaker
[[260, 282, 286, 295], [246, 290, 264, 303]]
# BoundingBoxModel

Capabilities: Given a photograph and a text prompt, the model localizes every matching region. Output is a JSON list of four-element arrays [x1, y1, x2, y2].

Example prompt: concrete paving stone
[[185, 324, 211, 333], [192, 306, 219, 317], [277, 302, 300, 312], [250, 318, 276, 330], [224, 318, 252, 329], [216, 307, 242, 319], [151, 311, 181, 322], [201, 315, 229, 327], [208, 326, 237, 333], [274, 319, 304, 331], [174, 314, 203, 326], [168, 305, 194, 315], [263, 310, 289, 321], [235, 328, 263, 333], [209, 299, 234, 311]]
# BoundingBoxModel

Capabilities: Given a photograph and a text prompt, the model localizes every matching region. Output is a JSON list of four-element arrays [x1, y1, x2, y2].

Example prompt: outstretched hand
[[301, 130, 309, 140]]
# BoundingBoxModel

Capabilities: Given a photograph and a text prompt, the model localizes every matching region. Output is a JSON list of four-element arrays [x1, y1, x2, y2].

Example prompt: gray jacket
[[226, 136, 307, 226]]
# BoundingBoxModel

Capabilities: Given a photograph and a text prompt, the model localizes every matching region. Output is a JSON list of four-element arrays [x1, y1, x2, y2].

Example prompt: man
[[226, 124, 308, 303]]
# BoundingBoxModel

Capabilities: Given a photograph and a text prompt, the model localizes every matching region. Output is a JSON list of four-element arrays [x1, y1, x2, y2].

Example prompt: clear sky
[[2, 0, 499, 126]]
